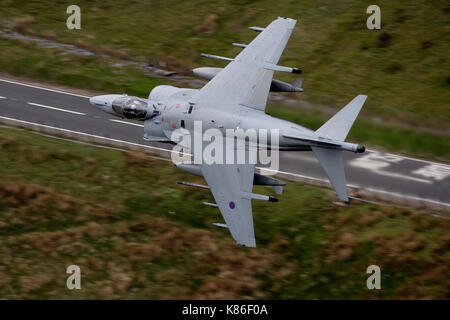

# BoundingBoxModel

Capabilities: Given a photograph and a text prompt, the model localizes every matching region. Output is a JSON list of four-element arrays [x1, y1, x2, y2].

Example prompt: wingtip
[[236, 239, 256, 248]]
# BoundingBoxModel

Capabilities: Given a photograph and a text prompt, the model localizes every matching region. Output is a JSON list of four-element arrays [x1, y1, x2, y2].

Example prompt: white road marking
[[0, 115, 448, 208], [260, 167, 326, 183], [413, 164, 450, 181], [0, 115, 176, 154], [109, 119, 144, 127], [27, 102, 86, 115], [349, 152, 432, 184], [0, 96, 6, 99], [362, 187, 450, 208], [366, 149, 446, 166], [0, 78, 91, 99]]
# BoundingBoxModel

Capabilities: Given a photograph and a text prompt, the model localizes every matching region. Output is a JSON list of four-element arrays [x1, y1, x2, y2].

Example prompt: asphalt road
[[0, 78, 449, 209]]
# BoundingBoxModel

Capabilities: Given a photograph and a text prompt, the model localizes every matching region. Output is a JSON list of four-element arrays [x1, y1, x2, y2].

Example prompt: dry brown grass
[[160, 55, 195, 75], [0, 167, 449, 299], [327, 232, 358, 262], [20, 274, 52, 293], [101, 46, 132, 60], [0, 210, 289, 299], [14, 16, 35, 34], [195, 14, 219, 34], [0, 137, 18, 149], [125, 151, 148, 167], [75, 39, 132, 60]]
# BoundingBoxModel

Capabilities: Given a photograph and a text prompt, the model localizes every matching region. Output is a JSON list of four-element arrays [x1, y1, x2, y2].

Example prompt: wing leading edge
[[192, 17, 297, 112]]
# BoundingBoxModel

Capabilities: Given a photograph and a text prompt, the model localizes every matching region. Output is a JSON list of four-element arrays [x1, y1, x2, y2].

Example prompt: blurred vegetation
[[0, 126, 449, 299], [0, 37, 164, 96], [0, 0, 449, 131]]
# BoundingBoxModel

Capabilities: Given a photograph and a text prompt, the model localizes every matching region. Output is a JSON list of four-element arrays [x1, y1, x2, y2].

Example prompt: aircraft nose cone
[[89, 96, 100, 107], [356, 145, 365, 153], [89, 94, 121, 108], [89, 94, 123, 114]]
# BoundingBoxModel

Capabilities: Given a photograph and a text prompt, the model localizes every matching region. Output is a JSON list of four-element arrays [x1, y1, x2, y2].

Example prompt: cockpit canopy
[[112, 96, 151, 120]]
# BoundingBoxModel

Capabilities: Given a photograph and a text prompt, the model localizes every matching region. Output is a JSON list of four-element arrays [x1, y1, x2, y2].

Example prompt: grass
[[0, 37, 164, 97], [0, 126, 449, 299]]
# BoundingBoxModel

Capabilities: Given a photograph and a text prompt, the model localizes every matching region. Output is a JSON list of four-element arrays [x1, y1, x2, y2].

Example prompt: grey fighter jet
[[89, 17, 366, 247]]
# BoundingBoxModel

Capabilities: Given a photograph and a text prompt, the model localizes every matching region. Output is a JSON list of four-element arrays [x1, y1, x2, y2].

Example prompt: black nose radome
[[357, 145, 366, 153]]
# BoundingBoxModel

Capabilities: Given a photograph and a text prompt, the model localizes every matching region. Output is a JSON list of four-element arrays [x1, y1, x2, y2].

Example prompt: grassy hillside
[[1, 0, 449, 131], [0, 126, 449, 299]]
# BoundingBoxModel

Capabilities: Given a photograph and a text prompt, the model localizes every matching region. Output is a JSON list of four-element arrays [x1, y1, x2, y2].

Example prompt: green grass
[[1, 0, 449, 130], [0, 126, 449, 299], [0, 37, 164, 97]]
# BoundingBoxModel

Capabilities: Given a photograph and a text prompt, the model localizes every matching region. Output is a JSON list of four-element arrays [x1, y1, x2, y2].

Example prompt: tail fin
[[315, 95, 367, 141], [312, 147, 348, 202], [312, 95, 367, 202]]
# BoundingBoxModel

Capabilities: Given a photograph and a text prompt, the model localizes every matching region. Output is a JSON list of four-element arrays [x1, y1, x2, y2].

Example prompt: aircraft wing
[[192, 17, 297, 112], [200, 163, 256, 247]]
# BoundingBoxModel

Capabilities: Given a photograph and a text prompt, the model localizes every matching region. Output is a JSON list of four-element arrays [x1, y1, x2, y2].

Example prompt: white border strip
[[0, 116, 173, 154], [109, 119, 144, 127], [0, 78, 91, 99]]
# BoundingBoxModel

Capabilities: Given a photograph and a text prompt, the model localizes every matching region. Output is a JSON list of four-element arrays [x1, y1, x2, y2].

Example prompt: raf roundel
[[229, 201, 236, 210]]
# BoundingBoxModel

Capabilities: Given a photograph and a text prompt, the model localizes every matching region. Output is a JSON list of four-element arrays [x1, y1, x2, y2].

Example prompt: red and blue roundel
[[229, 201, 236, 209]]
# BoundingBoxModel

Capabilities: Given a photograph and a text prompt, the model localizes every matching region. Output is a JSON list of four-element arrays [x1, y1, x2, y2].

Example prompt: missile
[[176, 163, 286, 194], [192, 67, 303, 93]]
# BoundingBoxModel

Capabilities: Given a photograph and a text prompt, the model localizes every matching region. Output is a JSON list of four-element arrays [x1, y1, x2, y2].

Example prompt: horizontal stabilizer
[[315, 95, 367, 141], [311, 147, 348, 202]]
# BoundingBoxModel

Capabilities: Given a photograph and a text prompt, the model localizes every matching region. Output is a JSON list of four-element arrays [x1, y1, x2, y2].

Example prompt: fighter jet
[[89, 17, 366, 247]]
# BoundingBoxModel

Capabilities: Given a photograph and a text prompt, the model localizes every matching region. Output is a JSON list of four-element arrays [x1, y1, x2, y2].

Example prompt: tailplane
[[312, 95, 367, 202], [315, 95, 367, 141]]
